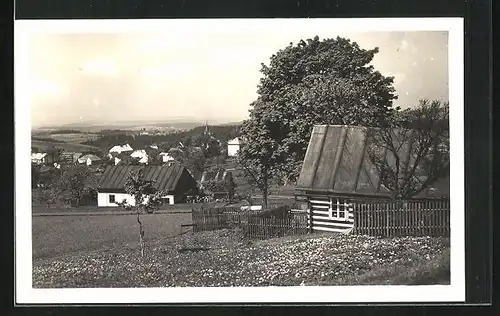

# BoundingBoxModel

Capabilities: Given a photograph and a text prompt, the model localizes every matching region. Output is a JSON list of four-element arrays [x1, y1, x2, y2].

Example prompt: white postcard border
[[15, 17, 465, 304]]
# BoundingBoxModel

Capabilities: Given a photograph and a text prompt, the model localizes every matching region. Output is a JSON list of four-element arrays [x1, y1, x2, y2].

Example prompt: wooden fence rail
[[352, 199, 450, 237], [191, 208, 308, 240], [245, 215, 308, 240]]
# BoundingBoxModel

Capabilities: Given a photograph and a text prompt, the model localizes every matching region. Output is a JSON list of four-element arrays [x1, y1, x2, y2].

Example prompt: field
[[31, 140, 101, 152], [32, 212, 192, 259], [46, 133, 100, 143], [32, 228, 450, 287]]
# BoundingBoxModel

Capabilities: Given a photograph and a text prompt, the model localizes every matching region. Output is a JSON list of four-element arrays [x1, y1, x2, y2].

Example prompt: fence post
[[307, 200, 311, 233], [386, 202, 390, 238]]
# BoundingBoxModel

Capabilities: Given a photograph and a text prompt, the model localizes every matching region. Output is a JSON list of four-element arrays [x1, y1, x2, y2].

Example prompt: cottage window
[[328, 198, 350, 221], [109, 195, 116, 203]]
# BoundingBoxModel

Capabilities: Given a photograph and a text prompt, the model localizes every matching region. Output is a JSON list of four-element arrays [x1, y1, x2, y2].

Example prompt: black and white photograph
[[15, 18, 465, 304]]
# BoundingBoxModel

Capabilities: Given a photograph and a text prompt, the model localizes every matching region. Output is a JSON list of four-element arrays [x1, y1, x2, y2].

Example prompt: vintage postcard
[[15, 17, 464, 304]]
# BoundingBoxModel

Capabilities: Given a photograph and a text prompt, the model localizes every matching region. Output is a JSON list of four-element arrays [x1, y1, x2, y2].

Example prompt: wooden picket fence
[[191, 211, 245, 232], [245, 215, 308, 240], [191, 207, 308, 240], [352, 199, 450, 237]]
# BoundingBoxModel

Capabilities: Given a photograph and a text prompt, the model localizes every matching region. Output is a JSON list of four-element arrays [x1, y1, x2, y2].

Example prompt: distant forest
[[83, 124, 242, 152]]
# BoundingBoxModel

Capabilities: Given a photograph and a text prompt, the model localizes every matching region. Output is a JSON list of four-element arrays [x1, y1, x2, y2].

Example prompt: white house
[[77, 154, 102, 166], [130, 150, 149, 164], [109, 143, 133, 155], [159, 152, 175, 163], [96, 164, 198, 207], [227, 137, 241, 157], [31, 152, 54, 165]]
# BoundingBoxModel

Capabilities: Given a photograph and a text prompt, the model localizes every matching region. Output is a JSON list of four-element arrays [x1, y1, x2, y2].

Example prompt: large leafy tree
[[46, 145, 64, 163], [54, 164, 97, 207], [239, 36, 398, 208], [144, 147, 163, 165]]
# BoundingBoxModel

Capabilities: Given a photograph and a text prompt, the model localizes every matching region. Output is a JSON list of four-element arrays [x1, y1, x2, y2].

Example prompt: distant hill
[[35, 117, 242, 133]]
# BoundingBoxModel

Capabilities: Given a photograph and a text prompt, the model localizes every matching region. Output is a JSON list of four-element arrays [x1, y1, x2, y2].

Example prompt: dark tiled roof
[[295, 125, 449, 199], [97, 164, 188, 192]]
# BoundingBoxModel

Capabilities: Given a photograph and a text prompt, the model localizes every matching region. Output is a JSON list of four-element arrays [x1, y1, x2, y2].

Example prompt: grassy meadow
[[32, 212, 192, 259], [47, 133, 100, 143], [31, 140, 101, 152]]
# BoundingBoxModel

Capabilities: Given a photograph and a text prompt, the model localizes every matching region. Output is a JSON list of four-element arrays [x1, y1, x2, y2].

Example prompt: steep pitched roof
[[97, 164, 189, 192], [109, 144, 133, 153], [60, 152, 82, 161], [78, 154, 101, 163], [31, 153, 47, 159], [295, 125, 449, 199], [130, 149, 147, 158]]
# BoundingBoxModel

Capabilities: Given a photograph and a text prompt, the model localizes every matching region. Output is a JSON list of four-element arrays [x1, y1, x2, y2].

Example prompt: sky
[[26, 22, 449, 128]]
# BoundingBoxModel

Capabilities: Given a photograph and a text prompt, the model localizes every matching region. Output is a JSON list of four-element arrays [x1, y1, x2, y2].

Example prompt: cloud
[[79, 60, 119, 76], [392, 73, 407, 84], [398, 39, 418, 53], [138, 35, 198, 53], [139, 63, 194, 78], [400, 40, 409, 50], [139, 37, 174, 53]]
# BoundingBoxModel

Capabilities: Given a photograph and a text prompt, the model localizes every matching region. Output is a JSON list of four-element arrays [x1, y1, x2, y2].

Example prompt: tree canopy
[[238, 36, 398, 207], [54, 164, 97, 207]]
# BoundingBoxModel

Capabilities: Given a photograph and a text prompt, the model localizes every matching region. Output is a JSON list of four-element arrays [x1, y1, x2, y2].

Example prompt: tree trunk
[[137, 213, 145, 257], [261, 175, 268, 210]]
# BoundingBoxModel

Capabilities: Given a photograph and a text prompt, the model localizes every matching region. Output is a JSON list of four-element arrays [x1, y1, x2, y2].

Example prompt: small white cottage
[[77, 154, 102, 166], [109, 143, 133, 155], [31, 152, 55, 165], [227, 137, 241, 157], [96, 164, 198, 207], [130, 150, 148, 164], [159, 152, 175, 163]]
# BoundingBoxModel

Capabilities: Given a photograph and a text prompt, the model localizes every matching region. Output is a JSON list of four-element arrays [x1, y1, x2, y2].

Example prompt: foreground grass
[[33, 230, 450, 287], [32, 213, 192, 259]]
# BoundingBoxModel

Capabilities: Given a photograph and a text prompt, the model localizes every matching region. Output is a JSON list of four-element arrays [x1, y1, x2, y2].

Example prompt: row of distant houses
[[31, 136, 243, 167], [31, 139, 239, 207], [31, 152, 102, 167], [107, 143, 175, 165]]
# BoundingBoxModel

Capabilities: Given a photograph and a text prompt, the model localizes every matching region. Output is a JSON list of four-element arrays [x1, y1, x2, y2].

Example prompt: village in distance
[[29, 30, 451, 289]]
